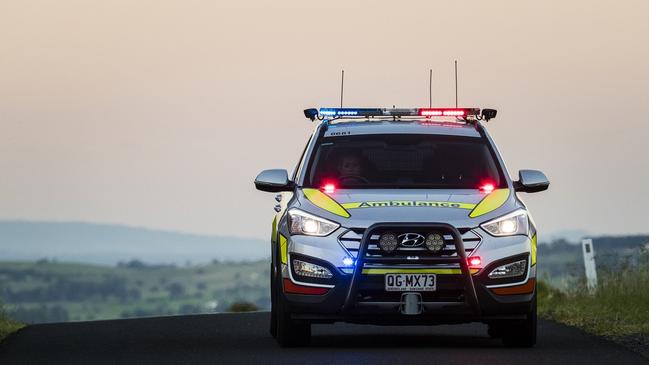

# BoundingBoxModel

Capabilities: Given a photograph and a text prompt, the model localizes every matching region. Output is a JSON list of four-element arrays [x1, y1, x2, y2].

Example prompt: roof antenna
[[454, 60, 458, 107], [340, 70, 345, 108], [429, 69, 433, 107]]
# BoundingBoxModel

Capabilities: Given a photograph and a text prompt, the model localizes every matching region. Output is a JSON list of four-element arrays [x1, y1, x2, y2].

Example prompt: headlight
[[480, 209, 528, 237], [288, 209, 339, 236]]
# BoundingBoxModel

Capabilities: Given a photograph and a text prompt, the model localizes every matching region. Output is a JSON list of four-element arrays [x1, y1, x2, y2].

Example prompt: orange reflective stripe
[[283, 279, 329, 295], [490, 279, 536, 295]]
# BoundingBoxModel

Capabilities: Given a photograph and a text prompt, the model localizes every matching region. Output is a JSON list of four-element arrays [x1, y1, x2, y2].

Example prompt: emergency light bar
[[303, 107, 496, 121]]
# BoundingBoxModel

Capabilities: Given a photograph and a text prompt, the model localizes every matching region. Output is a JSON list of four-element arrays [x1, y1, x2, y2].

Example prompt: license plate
[[384, 273, 436, 292]]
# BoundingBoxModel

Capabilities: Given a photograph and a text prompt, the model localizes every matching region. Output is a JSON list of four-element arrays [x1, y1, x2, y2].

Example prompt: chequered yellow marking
[[279, 234, 288, 265], [271, 216, 277, 244], [303, 188, 350, 218], [531, 234, 537, 266], [469, 188, 510, 218]]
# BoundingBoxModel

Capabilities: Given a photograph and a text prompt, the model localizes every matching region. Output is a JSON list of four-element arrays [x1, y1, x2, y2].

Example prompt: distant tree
[[117, 260, 147, 269], [178, 304, 202, 315], [128, 288, 142, 300], [228, 302, 258, 312], [166, 283, 185, 299], [10, 304, 69, 323]]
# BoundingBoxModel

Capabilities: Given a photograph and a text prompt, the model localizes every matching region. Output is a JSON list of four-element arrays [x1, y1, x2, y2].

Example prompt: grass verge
[[0, 305, 24, 343], [538, 267, 649, 356]]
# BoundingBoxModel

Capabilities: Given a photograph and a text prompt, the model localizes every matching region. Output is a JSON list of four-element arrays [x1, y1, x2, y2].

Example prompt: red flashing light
[[443, 110, 466, 116], [479, 183, 495, 194], [418, 108, 467, 117], [420, 109, 443, 116], [322, 183, 336, 194], [468, 256, 482, 267]]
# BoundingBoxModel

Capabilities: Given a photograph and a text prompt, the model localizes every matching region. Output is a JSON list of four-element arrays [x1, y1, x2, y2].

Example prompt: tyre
[[274, 274, 311, 347], [501, 292, 537, 347], [269, 263, 277, 338]]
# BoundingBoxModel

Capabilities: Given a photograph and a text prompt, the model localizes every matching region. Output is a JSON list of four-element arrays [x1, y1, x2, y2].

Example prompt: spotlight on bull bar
[[378, 233, 398, 253], [425, 232, 445, 252]]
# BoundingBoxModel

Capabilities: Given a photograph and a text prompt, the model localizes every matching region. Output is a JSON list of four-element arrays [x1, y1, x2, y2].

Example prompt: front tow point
[[400, 292, 423, 315]]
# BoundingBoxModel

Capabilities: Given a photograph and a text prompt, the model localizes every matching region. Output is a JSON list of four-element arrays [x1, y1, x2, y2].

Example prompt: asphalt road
[[0, 312, 646, 365]]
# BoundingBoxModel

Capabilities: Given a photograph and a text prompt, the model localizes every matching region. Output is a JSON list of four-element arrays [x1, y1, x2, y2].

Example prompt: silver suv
[[255, 107, 549, 347]]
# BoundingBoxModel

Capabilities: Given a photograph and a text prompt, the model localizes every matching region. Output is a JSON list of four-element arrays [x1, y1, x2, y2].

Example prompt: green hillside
[[0, 259, 269, 323]]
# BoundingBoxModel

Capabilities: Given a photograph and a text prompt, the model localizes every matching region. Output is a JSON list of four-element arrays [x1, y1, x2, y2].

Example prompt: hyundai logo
[[397, 233, 425, 247]]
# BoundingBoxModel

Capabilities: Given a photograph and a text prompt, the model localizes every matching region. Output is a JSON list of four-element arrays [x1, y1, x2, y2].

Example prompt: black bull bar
[[341, 223, 481, 315]]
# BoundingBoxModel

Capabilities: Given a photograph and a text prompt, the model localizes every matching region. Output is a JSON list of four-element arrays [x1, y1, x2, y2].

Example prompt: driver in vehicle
[[337, 153, 364, 184]]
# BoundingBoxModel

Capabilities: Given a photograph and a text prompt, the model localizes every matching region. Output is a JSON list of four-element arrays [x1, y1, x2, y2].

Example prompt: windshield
[[304, 134, 505, 189]]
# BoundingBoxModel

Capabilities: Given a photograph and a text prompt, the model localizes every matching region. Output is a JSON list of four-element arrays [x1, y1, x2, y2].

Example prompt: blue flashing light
[[319, 109, 337, 116], [318, 108, 382, 117], [342, 257, 355, 267]]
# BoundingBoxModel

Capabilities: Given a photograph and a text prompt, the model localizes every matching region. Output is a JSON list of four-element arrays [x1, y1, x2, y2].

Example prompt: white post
[[581, 239, 598, 293]]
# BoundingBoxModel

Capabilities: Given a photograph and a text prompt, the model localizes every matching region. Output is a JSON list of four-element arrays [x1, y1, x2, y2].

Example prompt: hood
[[297, 188, 518, 229]]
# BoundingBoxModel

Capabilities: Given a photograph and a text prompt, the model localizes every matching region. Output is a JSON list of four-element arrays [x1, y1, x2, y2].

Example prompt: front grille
[[339, 227, 481, 259]]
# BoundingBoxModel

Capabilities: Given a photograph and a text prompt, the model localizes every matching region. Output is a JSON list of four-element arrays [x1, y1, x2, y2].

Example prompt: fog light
[[293, 259, 333, 279], [488, 259, 527, 279], [425, 232, 445, 252], [379, 233, 398, 253]]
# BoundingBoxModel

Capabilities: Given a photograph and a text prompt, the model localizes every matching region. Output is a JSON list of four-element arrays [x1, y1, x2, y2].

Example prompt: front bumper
[[285, 280, 534, 325], [283, 223, 534, 324]]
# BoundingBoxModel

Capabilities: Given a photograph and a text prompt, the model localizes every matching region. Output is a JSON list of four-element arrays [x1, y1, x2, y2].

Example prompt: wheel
[[501, 292, 537, 347], [269, 263, 277, 338], [274, 273, 311, 347]]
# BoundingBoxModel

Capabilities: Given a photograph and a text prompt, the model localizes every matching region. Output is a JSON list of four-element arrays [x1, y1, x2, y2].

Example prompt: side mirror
[[514, 169, 550, 193], [254, 169, 293, 192]]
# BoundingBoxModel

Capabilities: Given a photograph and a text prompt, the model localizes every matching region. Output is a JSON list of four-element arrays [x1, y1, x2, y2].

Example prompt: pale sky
[[1, 0, 648, 240]]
